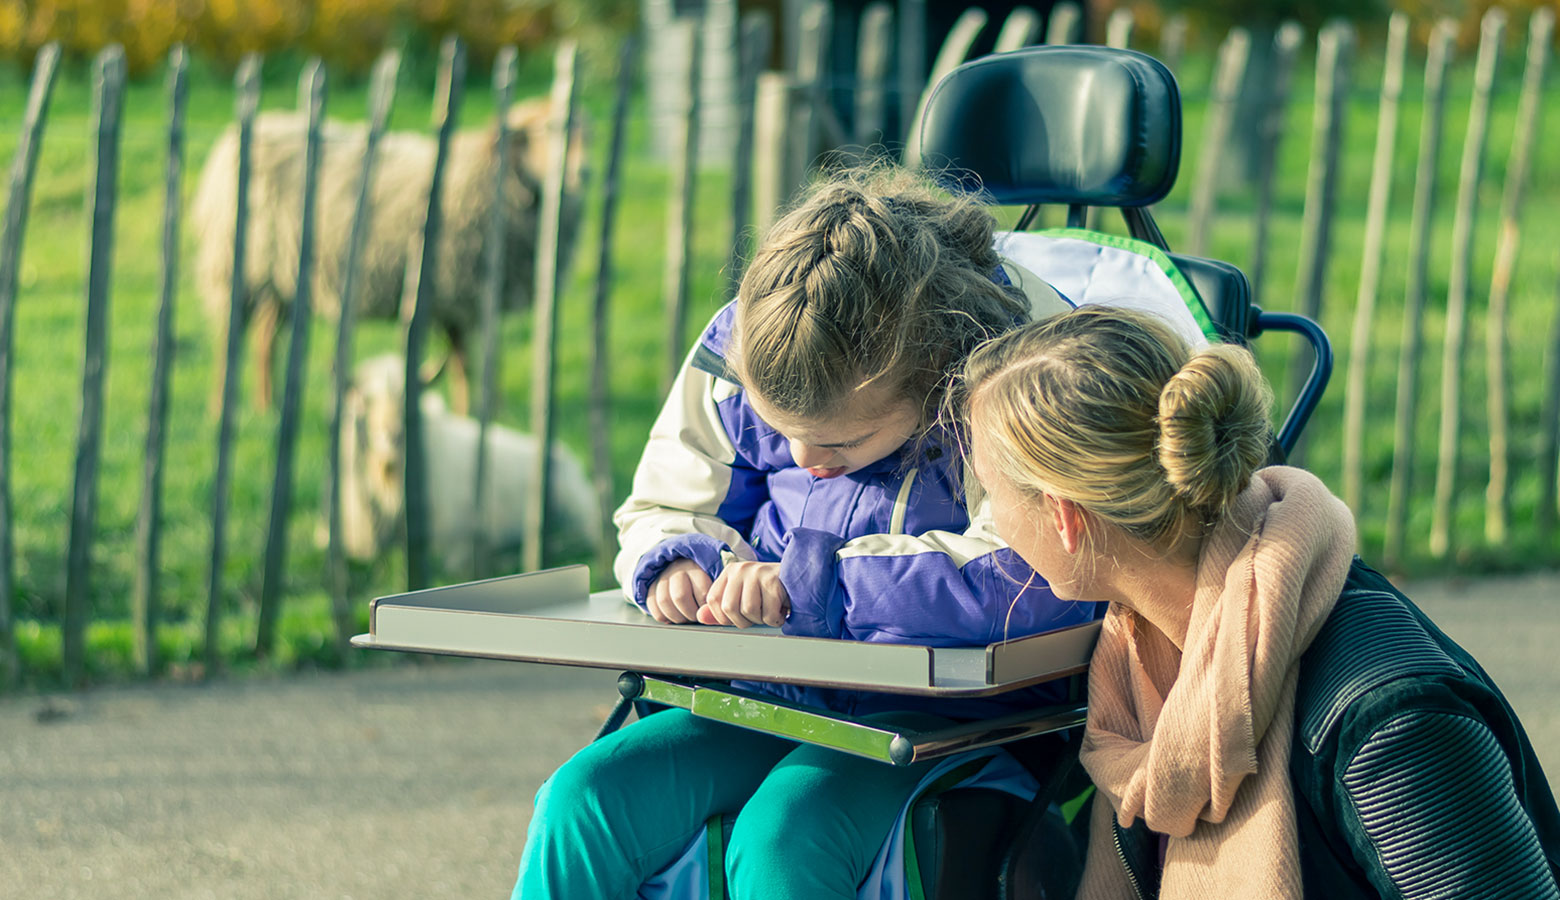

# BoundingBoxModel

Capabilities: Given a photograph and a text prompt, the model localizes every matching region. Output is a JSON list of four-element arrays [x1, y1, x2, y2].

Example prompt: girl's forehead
[[750, 381, 915, 437]]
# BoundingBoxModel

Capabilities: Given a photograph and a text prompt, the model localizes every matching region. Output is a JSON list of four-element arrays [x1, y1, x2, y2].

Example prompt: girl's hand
[[699, 561, 789, 628], [646, 558, 714, 624]]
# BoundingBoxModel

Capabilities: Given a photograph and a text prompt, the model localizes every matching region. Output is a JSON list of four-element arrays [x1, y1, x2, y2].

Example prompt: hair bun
[[1155, 345, 1273, 516]]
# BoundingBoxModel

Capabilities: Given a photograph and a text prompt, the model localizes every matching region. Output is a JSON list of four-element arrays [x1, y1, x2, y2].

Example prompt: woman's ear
[[1051, 496, 1087, 555]]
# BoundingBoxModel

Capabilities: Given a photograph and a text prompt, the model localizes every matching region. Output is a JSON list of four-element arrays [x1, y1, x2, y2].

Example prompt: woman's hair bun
[[1155, 344, 1273, 517]]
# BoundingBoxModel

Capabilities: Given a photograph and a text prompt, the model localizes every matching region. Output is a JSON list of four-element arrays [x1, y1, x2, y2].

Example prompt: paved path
[[2, 571, 1557, 900]]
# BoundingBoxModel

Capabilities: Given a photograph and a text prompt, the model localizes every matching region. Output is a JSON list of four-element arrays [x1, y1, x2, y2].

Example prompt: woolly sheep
[[191, 97, 584, 414], [337, 354, 601, 576]]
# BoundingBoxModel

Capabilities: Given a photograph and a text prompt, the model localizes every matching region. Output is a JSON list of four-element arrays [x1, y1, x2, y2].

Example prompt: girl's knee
[[725, 809, 804, 896], [530, 745, 620, 833], [726, 784, 862, 895]]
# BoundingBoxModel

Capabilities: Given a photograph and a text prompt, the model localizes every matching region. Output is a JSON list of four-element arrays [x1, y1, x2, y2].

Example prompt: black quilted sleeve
[[1338, 710, 1560, 899]]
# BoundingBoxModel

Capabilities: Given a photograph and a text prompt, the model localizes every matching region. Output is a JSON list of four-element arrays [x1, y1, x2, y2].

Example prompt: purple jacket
[[613, 299, 1099, 717]]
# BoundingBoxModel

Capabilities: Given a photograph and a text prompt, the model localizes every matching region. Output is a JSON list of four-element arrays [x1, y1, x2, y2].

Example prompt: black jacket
[[1110, 558, 1560, 899]]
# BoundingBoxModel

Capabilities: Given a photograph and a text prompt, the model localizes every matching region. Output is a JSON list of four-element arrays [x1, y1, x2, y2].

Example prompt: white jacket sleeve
[[611, 353, 763, 604]]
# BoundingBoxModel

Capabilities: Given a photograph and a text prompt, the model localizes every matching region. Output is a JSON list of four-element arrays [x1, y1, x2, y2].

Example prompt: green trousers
[[511, 707, 947, 900]]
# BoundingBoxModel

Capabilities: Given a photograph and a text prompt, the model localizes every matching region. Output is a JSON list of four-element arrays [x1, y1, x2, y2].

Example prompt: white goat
[[337, 354, 600, 576]]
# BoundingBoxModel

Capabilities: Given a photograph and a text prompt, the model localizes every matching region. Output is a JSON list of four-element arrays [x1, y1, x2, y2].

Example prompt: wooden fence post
[[1342, 13, 1408, 519], [523, 42, 581, 575], [1286, 20, 1354, 441], [1045, 1, 1082, 44], [326, 49, 399, 647], [789, 1, 833, 186], [63, 45, 127, 685], [0, 42, 60, 687], [1385, 20, 1457, 568], [1485, 8, 1553, 545], [663, 19, 702, 394], [403, 37, 466, 591], [131, 46, 188, 676], [590, 37, 639, 582], [903, 7, 987, 167], [206, 53, 261, 671], [898, 0, 927, 143], [1247, 23, 1303, 309], [256, 60, 327, 656], [855, 3, 894, 146], [471, 46, 518, 579], [1430, 8, 1505, 560], [995, 6, 1042, 52], [728, 14, 771, 297], [753, 72, 791, 239], [1105, 8, 1134, 49], [1159, 14, 1187, 76], [1185, 27, 1251, 257]]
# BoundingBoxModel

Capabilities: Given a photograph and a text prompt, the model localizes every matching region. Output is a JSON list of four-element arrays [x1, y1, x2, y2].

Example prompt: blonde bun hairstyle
[[1156, 345, 1274, 520], [961, 305, 1273, 547]]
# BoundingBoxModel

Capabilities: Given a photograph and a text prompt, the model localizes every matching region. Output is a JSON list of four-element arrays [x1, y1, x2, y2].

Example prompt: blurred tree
[[295, 0, 402, 74], [1157, 0, 1389, 30], [193, 0, 311, 68], [0, 0, 635, 77]]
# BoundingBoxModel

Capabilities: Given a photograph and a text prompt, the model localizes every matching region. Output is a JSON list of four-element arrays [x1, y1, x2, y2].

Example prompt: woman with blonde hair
[[959, 305, 1560, 899]]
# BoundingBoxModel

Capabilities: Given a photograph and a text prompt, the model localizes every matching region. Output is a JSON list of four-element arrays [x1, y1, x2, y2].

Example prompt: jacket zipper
[[1112, 820, 1146, 900], [888, 467, 918, 534]]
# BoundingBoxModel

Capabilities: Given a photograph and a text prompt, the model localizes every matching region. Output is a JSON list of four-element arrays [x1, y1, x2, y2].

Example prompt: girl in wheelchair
[[510, 166, 1097, 899], [959, 305, 1560, 899]]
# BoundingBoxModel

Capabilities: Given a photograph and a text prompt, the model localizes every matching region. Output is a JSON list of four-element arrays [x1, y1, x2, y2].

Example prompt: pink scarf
[[1075, 466, 1356, 899]]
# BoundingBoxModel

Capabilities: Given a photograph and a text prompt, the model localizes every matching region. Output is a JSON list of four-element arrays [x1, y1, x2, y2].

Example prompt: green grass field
[[2, 32, 1559, 686]]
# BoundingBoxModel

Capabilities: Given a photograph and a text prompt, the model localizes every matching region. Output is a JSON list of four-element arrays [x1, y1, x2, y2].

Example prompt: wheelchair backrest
[[919, 45, 1256, 345], [1169, 253, 1253, 341], [918, 46, 1180, 208], [923, 44, 1333, 460]]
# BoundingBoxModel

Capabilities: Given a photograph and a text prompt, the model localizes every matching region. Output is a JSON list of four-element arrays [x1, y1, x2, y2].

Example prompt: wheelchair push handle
[[1251, 310, 1334, 458]]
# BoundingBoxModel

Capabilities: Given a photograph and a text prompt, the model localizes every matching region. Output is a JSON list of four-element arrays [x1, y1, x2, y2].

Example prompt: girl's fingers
[[715, 577, 753, 628], [654, 596, 684, 624], [760, 570, 788, 626], [763, 589, 787, 627], [703, 582, 734, 626], [648, 584, 680, 623], [688, 564, 714, 598], [740, 578, 764, 625], [668, 575, 702, 622], [721, 597, 755, 628]]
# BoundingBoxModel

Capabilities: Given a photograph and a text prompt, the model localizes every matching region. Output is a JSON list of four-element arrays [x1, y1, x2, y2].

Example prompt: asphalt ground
[[2, 570, 1557, 900]]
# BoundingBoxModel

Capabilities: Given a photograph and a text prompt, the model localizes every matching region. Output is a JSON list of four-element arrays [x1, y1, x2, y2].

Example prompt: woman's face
[[969, 417, 1086, 601], [749, 383, 921, 478]]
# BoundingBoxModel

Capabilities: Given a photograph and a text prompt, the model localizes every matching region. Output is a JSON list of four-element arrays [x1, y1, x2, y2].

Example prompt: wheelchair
[[355, 44, 1334, 900]]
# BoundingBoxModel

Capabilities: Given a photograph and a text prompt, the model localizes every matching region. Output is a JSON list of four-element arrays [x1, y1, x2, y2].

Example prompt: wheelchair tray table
[[352, 565, 1101, 764]]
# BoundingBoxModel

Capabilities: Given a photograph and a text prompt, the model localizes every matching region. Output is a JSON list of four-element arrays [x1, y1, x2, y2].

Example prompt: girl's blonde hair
[[731, 166, 1028, 434], [960, 305, 1273, 547]]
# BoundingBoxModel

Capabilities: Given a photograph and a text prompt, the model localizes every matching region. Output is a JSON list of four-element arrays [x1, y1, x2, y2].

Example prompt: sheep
[[191, 96, 585, 415], [337, 354, 601, 577]]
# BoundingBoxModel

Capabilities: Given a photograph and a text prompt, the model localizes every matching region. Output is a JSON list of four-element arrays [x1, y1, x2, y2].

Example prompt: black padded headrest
[[918, 46, 1181, 207]]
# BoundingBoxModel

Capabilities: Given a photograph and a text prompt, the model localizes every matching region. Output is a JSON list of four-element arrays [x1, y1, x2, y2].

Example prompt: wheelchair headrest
[[918, 46, 1181, 207]]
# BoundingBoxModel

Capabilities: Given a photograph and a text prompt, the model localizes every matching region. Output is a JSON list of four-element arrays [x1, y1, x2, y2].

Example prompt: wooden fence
[[3, 2, 1560, 688]]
